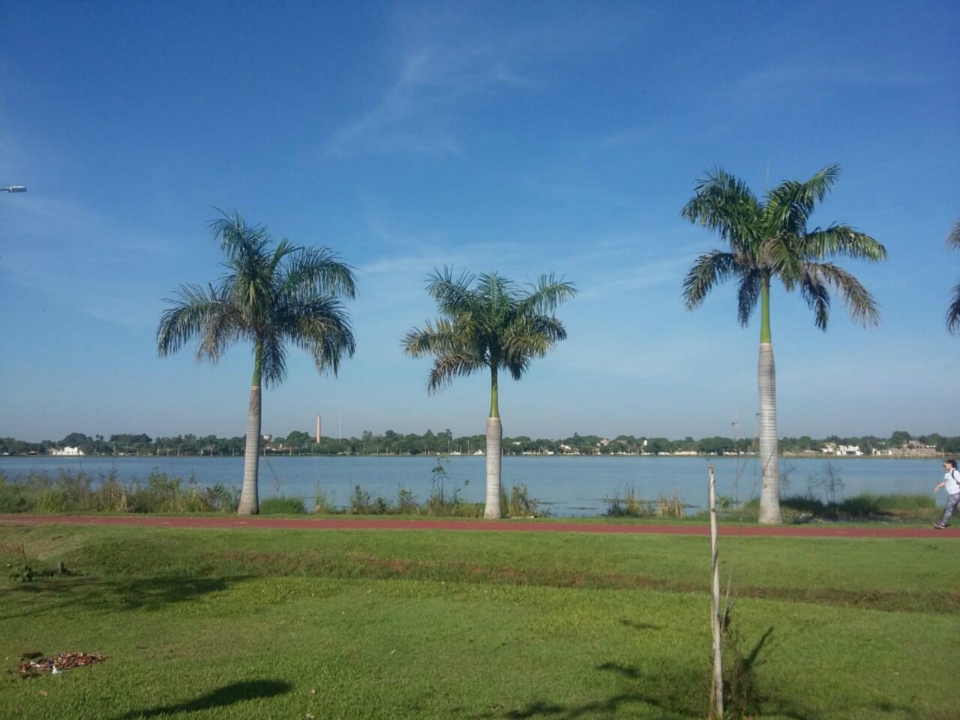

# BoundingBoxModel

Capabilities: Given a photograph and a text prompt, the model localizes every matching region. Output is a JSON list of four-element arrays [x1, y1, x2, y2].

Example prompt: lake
[[0, 455, 942, 516]]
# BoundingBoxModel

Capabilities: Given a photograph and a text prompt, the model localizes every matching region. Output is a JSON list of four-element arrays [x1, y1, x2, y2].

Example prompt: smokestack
[[316, 415, 321, 443]]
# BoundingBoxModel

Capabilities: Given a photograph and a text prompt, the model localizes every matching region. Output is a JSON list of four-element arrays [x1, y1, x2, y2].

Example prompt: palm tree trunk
[[757, 277, 782, 525], [484, 366, 502, 519], [484, 417, 502, 519], [238, 345, 263, 515], [238, 385, 262, 514]]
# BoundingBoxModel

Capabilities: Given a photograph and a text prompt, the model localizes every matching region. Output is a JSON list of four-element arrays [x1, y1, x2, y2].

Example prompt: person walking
[[933, 459, 960, 529]]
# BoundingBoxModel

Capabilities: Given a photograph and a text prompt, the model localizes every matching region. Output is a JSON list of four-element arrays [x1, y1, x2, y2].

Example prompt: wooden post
[[709, 465, 724, 718]]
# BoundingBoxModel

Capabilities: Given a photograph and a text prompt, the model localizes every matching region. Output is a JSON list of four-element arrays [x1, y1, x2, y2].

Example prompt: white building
[[822, 443, 862, 456], [52, 446, 84, 456]]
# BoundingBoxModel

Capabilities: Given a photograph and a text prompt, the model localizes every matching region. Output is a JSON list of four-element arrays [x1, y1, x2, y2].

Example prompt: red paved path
[[0, 514, 954, 538]]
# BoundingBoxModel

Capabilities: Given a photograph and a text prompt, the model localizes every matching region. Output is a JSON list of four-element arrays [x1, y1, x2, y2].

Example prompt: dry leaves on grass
[[18, 652, 107, 677]]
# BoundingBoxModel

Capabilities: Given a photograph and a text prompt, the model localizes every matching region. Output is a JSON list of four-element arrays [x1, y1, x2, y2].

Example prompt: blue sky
[[1, 0, 958, 443]]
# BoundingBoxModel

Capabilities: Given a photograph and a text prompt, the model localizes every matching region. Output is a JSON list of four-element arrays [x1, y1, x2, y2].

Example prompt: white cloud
[[324, 42, 524, 156], [324, 6, 645, 157]]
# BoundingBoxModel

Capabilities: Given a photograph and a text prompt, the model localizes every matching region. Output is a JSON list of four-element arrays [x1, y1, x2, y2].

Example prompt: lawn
[[1, 522, 957, 719]]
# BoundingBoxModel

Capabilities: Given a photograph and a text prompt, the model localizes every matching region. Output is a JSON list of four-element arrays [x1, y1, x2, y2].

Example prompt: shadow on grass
[[744, 626, 774, 671], [780, 492, 936, 522], [476, 625, 828, 720], [479, 663, 813, 720], [0, 575, 253, 620], [110, 680, 292, 719], [619, 619, 662, 632]]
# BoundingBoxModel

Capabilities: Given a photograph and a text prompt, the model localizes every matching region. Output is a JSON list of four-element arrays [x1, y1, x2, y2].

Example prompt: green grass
[[1, 523, 958, 719]]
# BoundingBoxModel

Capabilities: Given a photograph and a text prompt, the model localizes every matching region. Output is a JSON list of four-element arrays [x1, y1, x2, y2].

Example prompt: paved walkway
[[0, 514, 953, 538]]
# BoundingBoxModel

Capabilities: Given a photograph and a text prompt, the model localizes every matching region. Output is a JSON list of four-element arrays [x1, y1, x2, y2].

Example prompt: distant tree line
[[2, 429, 958, 458]]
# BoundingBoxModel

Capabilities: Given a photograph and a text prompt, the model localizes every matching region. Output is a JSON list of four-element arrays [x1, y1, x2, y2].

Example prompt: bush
[[506, 484, 548, 518], [344, 485, 391, 515], [655, 493, 686, 518], [204, 483, 240, 513], [780, 491, 936, 520], [423, 477, 482, 518], [605, 485, 655, 517], [422, 461, 482, 517], [605, 485, 687, 518], [780, 494, 826, 515], [35, 489, 70, 513], [259, 496, 307, 514], [312, 484, 337, 514], [396, 485, 419, 515], [0, 469, 237, 514], [0, 481, 32, 513], [349, 485, 373, 514], [839, 492, 934, 517]]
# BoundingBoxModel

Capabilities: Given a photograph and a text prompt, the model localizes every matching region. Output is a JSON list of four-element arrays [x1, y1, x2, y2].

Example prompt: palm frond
[[527, 315, 568, 344], [947, 283, 960, 334], [279, 296, 357, 376], [516, 274, 577, 317], [505, 356, 531, 382], [945, 221, 960, 334], [426, 267, 477, 318], [280, 247, 358, 300], [681, 168, 762, 254], [214, 225, 277, 328], [475, 272, 518, 325], [764, 235, 802, 291], [209, 210, 270, 262], [802, 225, 887, 262], [426, 352, 487, 393], [682, 251, 739, 310], [402, 320, 460, 359], [799, 272, 832, 331], [947, 217, 960, 249], [270, 238, 301, 274], [157, 284, 240, 362], [198, 296, 246, 362], [301, 328, 353, 375], [737, 270, 762, 327], [805, 262, 880, 328], [257, 330, 288, 388], [764, 165, 840, 236], [501, 324, 554, 365]]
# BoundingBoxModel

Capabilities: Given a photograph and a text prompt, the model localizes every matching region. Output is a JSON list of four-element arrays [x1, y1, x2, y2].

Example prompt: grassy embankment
[[1, 521, 958, 719]]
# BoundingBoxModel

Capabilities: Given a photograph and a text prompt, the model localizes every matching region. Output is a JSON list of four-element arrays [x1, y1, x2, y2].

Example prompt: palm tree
[[681, 165, 886, 524], [947, 218, 960, 334], [157, 211, 357, 514], [403, 269, 576, 519]]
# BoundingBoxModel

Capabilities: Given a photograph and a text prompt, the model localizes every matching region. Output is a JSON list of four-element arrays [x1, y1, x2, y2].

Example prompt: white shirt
[[944, 469, 960, 495]]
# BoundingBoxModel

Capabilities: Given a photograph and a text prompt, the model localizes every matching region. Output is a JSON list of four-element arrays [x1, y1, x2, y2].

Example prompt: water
[[0, 455, 941, 516]]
